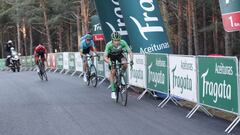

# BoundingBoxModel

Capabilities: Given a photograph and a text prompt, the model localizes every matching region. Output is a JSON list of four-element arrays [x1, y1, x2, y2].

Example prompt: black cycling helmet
[[111, 32, 121, 40]]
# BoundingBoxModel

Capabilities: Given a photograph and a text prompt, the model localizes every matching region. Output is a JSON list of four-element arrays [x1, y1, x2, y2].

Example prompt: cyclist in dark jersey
[[104, 32, 133, 99]]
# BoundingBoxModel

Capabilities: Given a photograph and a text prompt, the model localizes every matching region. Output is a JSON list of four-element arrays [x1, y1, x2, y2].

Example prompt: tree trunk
[[17, 22, 21, 54], [160, 0, 174, 53], [192, 0, 199, 55], [58, 22, 63, 52], [81, 0, 90, 34], [187, 0, 193, 55], [225, 32, 232, 56], [29, 25, 33, 55], [22, 18, 27, 56], [1, 29, 4, 58], [77, 5, 81, 51], [177, 0, 184, 54], [40, 0, 52, 53], [66, 23, 70, 52], [69, 23, 73, 52], [203, 0, 207, 55], [212, 0, 219, 54]]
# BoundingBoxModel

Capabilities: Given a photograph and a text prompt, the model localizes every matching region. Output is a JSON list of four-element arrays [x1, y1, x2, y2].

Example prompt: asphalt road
[[0, 71, 239, 135]]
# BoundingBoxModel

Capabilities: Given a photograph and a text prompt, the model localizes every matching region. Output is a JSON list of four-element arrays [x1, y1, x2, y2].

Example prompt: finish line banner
[[119, 0, 172, 53]]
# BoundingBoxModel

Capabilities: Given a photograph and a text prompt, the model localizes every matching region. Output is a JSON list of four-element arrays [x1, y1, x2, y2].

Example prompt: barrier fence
[[0, 52, 239, 133]]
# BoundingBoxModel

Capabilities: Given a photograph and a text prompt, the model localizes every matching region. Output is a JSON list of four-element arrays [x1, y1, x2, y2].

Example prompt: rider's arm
[[79, 42, 84, 57], [122, 40, 133, 61], [104, 42, 111, 63], [80, 49, 83, 57], [90, 41, 98, 55]]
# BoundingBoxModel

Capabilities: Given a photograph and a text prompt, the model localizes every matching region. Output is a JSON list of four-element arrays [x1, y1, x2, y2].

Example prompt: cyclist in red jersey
[[34, 44, 48, 66]]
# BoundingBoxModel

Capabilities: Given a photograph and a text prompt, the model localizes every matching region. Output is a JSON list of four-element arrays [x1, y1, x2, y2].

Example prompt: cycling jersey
[[80, 39, 95, 54], [104, 40, 130, 57]]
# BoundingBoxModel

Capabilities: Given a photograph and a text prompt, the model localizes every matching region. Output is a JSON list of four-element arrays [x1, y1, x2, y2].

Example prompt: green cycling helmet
[[111, 32, 121, 40], [85, 34, 92, 40]]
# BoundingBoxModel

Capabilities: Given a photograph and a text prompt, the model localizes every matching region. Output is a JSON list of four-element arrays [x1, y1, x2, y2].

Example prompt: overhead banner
[[169, 55, 198, 102], [198, 56, 239, 114], [219, 0, 240, 32], [119, 0, 171, 53], [146, 53, 168, 94], [94, 0, 130, 43], [128, 54, 146, 88]]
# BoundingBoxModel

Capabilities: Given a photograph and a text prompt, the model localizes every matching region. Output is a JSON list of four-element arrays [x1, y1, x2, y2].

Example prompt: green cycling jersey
[[104, 40, 131, 56]]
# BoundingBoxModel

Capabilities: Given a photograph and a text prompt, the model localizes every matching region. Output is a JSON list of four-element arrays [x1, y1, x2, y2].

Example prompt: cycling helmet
[[85, 34, 92, 40], [10, 47, 14, 51], [111, 32, 121, 40], [7, 40, 13, 44]]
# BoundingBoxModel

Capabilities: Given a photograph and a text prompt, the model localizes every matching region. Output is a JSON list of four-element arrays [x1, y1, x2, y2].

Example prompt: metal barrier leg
[[107, 84, 111, 89], [137, 89, 148, 100], [200, 106, 213, 117], [71, 71, 77, 76], [98, 78, 107, 86], [159, 96, 171, 108], [225, 116, 240, 134], [187, 105, 200, 118], [54, 69, 58, 73], [64, 70, 70, 75], [171, 97, 182, 106], [60, 69, 64, 74], [186, 104, 199, 118], [157, 95, 170, 107], [79, 72, 83, 77]]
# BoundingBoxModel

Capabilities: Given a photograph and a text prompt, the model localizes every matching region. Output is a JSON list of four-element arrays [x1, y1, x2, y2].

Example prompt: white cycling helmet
[[8, 40, 13, 44]]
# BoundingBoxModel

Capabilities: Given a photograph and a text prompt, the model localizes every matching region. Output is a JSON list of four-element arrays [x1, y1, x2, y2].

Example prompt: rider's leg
[[110, 68, 116, 92]]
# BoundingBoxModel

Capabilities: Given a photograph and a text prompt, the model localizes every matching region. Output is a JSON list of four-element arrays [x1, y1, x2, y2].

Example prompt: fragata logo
[[130, 0, 164, 40], [201, 69, 232, 103], [105, 0, 128, 36]]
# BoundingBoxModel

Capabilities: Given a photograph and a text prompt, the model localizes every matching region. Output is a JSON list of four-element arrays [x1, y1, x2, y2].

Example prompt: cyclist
[[5, 40, 15, 66], [104, 32, 133, 99], [34, 44, 48, 72], [80, 34, 97, 82]]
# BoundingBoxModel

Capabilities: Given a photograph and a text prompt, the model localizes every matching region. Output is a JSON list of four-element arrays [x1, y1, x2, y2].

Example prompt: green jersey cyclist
[[104, 32, 133, 99]]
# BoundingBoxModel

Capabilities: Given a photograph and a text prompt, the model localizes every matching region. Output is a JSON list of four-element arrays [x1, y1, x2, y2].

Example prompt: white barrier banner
[[169, 55, 198, 102], [75, 53, 83, 72], [63, 52, 69, 70], [128, 54, 146, 88]]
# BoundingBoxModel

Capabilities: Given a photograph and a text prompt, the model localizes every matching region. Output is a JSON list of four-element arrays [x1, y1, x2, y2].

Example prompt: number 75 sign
[[219, 0, 240, 32]]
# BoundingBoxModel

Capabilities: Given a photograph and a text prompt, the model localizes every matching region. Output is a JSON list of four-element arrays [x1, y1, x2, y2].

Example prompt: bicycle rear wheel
[[90, 65, 98, 87], [37, 64, 43, 80]]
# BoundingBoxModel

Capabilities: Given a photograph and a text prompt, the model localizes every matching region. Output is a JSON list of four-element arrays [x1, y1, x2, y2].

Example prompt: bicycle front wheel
[[89, 65, 98, 87], [43, 71, 48, 81], [120, 76, 128, 106]]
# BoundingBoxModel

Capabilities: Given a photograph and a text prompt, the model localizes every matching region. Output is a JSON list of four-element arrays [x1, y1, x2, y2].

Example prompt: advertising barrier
[[169, 55, 198, 103], [128, 54, 146, 88]]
